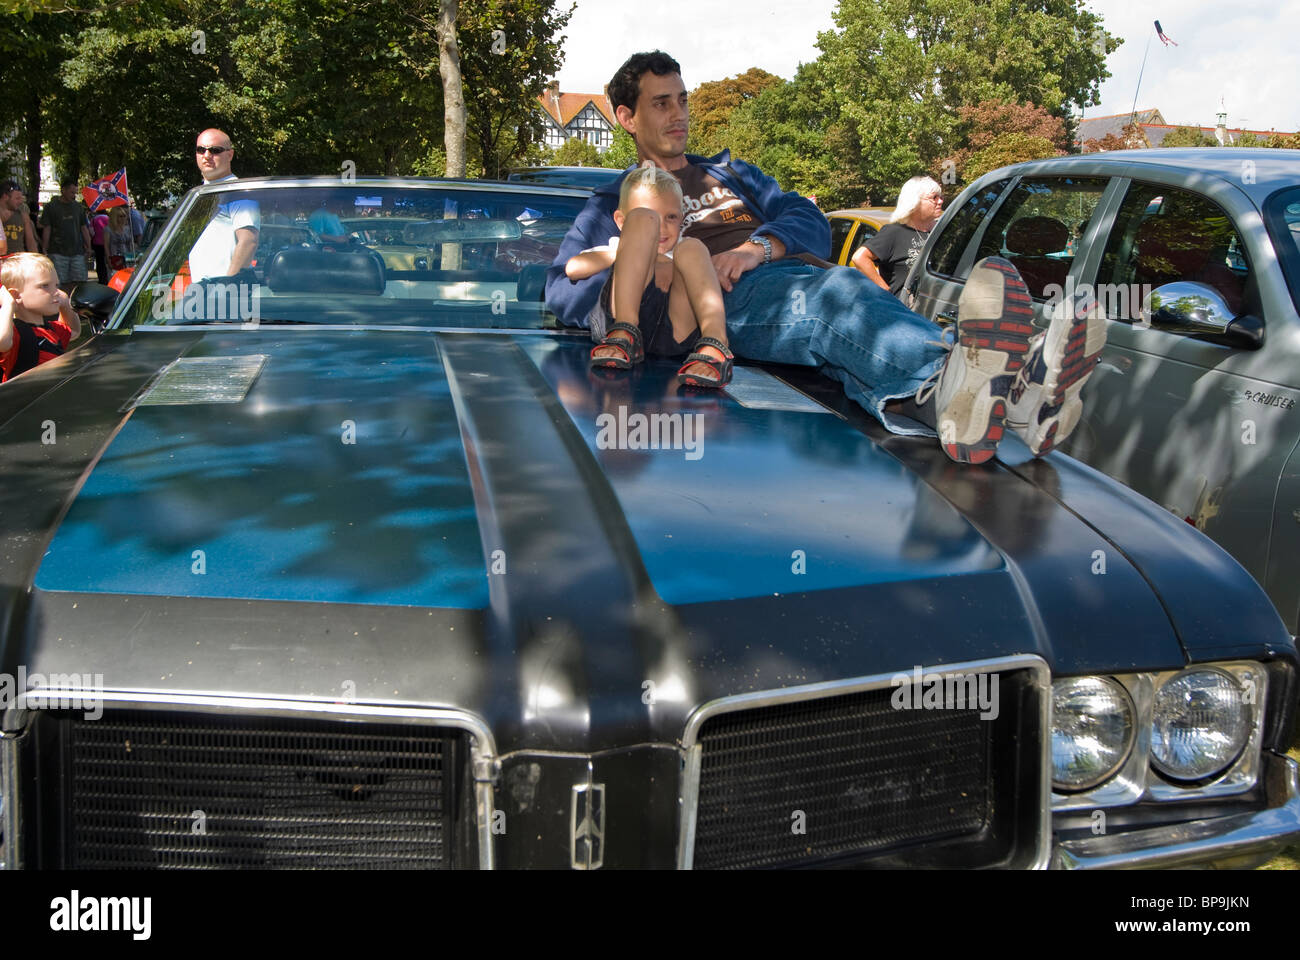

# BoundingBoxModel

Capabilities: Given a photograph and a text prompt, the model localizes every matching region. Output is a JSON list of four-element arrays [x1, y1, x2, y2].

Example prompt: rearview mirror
[[1140, 282, 1263, 350]]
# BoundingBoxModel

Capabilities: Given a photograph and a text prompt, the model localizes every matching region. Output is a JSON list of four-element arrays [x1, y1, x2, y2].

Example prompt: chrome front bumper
[[1051, 756, 1300, 869]]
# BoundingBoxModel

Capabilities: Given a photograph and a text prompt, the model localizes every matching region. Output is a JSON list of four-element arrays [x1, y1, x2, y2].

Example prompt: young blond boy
[[565, 164, 733, 387], [0, 252, 81, 383]]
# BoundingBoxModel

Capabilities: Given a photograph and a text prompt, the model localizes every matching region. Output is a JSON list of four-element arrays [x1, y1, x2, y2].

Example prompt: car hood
[[0, 329, 1275, 752]]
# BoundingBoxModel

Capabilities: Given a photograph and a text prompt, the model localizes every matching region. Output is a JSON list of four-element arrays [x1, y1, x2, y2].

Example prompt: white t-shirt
[[189, 175, 261, 281]]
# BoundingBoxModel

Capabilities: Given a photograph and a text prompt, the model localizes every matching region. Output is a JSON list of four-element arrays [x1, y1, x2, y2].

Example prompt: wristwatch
[[745, 233, 773, 264]]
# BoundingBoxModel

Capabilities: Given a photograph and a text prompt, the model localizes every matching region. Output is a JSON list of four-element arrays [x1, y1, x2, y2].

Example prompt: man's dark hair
[[607, 51, 682, 115], [59, 175, 77, 189], [0, 179, 21, 196]]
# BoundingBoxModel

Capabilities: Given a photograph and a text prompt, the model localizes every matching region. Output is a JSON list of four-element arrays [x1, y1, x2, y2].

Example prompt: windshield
[[119, 182, 588, 328], [1264, 186, 1300, 315]]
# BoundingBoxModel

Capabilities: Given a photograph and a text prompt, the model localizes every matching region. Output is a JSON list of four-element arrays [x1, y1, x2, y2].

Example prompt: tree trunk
[[437, 0, 466, 178], [25, 90, 42, 206]]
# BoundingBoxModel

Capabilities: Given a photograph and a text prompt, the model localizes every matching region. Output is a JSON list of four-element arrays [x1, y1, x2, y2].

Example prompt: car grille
[[691, 686, 997, 869], [44, 711, 465, 869]]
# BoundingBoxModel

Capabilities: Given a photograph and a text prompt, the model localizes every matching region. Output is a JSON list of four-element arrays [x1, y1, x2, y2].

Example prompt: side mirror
[[69, 281, 119, 333], [1140, 281, 1263, 350]]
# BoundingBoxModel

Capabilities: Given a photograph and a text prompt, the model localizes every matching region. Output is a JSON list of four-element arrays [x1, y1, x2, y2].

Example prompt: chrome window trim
[[0, 731, 20, 870], [126, 324, 583, 337], [1051, 661, 1269, 810], [11, 691, 497, 870], [675, 653, 1051, 870]]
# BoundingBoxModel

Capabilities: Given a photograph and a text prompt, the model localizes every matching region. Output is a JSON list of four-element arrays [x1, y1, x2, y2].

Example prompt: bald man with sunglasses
[[190, 128, 260, 281]]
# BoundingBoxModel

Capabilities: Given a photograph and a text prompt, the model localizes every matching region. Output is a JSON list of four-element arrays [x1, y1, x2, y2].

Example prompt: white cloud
[[553, 0, 1298, 134]]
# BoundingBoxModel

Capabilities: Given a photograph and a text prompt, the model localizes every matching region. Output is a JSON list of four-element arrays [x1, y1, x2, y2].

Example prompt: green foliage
[[963, 133, 1059, 180], [1263, 132, 1300, 149], [708, 0, 1117, 207], [601, 127, 637, 169], [552, 137, 601, 167], [687, 67, 781, 156], [1160, 126, 1218, 148], [1, 0, 569, 204]]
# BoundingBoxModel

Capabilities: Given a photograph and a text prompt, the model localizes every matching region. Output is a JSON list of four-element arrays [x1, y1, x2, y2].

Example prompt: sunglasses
[[195, 145, 230, 156]]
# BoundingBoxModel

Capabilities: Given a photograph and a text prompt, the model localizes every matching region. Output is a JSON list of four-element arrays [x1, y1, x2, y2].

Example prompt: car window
[[828, 216, 855, 262], [849, 222, 879, 257], [122, 185, 588, 329], [970, 177, 1108, 300], [926, 178, 1012, 279], [1098, 183, 1252, 321], [1263, 186, 1300, 316]]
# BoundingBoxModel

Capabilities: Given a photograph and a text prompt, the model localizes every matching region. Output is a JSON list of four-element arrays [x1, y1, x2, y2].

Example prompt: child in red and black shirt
[[1, 252, 81, 383]]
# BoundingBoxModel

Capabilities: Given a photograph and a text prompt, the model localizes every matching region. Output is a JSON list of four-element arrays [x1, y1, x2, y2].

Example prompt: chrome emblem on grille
[[570, 782, 605, 870]]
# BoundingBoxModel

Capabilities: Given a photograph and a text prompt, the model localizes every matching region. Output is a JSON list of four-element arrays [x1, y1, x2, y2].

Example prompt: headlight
[[1051, 677, 1136, 791], [1150, 668, 1251, 782]]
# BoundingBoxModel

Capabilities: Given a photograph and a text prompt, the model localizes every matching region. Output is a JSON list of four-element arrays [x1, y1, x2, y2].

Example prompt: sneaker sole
[[1020, 300, 1106, 454], [941, 261, 1035, 464]]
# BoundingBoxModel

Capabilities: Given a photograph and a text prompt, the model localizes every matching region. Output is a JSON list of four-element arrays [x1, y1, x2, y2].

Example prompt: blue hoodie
[[544, 150, 831, 328]]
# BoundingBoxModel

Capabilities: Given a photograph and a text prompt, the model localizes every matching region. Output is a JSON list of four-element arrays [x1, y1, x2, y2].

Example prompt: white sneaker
[[1006, 286, 1107, 455], [917, 257, 1035, 464]]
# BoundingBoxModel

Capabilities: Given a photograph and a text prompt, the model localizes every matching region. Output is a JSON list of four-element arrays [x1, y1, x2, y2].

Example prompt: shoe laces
[[914, 337, 953, 407]]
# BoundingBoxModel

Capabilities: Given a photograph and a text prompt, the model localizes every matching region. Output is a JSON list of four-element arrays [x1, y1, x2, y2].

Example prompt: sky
[[554, 0, 1300, 134]]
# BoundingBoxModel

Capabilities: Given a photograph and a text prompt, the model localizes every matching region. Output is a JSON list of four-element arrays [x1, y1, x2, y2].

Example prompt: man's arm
[[41, 223, 51, 252], [226, 226, 258, 275], [722, 156, 830, 260], [544, 188, 622, 327], [81, 222, 93, 257], [23, 212, 38, 251]]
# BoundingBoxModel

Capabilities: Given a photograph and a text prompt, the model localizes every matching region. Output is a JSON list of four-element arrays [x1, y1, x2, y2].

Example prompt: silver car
[[910, 149, 1300, 633]]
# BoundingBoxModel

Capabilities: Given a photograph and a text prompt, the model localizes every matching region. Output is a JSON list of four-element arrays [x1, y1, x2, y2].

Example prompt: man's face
[[620, 71, 688, 162], [196, 134, 234, 182], [60, 184, 76, 202], [1, 189, 21, 213]]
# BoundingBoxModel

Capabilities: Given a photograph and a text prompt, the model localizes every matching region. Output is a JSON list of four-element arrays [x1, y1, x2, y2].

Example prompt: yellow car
[[825, 207, 895, 265]]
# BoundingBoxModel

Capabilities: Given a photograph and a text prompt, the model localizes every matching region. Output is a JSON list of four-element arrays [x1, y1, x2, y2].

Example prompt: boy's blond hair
[[618, 161, 684, 214], [1, 252, 57, 293]]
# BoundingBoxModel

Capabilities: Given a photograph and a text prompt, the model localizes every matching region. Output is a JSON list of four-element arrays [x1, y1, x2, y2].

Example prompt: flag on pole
[[1154, 20, 1178, 46], [82, 168, 130, 213]]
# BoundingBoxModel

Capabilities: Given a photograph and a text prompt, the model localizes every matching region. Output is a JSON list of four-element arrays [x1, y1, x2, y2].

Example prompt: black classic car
[[0, 177, 1296, 870]]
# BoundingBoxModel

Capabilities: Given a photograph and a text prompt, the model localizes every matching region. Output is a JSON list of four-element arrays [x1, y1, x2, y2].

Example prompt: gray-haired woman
[[851, 175, 944, 301]]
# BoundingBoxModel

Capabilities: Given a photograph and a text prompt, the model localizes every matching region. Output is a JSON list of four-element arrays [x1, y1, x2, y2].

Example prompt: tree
[[1082, 122, 1143, 153], [436, 0, 466, 177], [687, 67, 781, 156], [552, 137, 600, 167], [1160, 125, 1217, 148], [1263, 132, 1300, 149], [713, 0, 1118, 207], [945, 99, 1068, 179], [963, 133, 1059, 180], [601, 127, 637, 169]]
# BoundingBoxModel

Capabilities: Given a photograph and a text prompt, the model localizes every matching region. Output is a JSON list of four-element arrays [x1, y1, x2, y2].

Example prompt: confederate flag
[[82, 168, 130, 212]]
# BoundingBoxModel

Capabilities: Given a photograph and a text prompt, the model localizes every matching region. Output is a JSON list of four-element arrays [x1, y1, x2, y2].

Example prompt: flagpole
[[1129, 32, 1153, 125]]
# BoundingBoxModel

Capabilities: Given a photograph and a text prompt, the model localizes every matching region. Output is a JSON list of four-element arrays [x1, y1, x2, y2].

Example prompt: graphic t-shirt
[[673, 164, 759, 256], [864, 223, 928, 297], [40, 198, 89, 256], [3, 204, 31, 252]]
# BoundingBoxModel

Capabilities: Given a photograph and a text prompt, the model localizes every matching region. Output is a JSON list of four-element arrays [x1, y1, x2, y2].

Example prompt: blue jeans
[[722, 261, 948, 437]]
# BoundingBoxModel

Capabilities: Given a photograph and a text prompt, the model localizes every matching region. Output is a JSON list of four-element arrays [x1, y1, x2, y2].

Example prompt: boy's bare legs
[[667, 237, 729, 380], [593, 207, 660, 363]]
